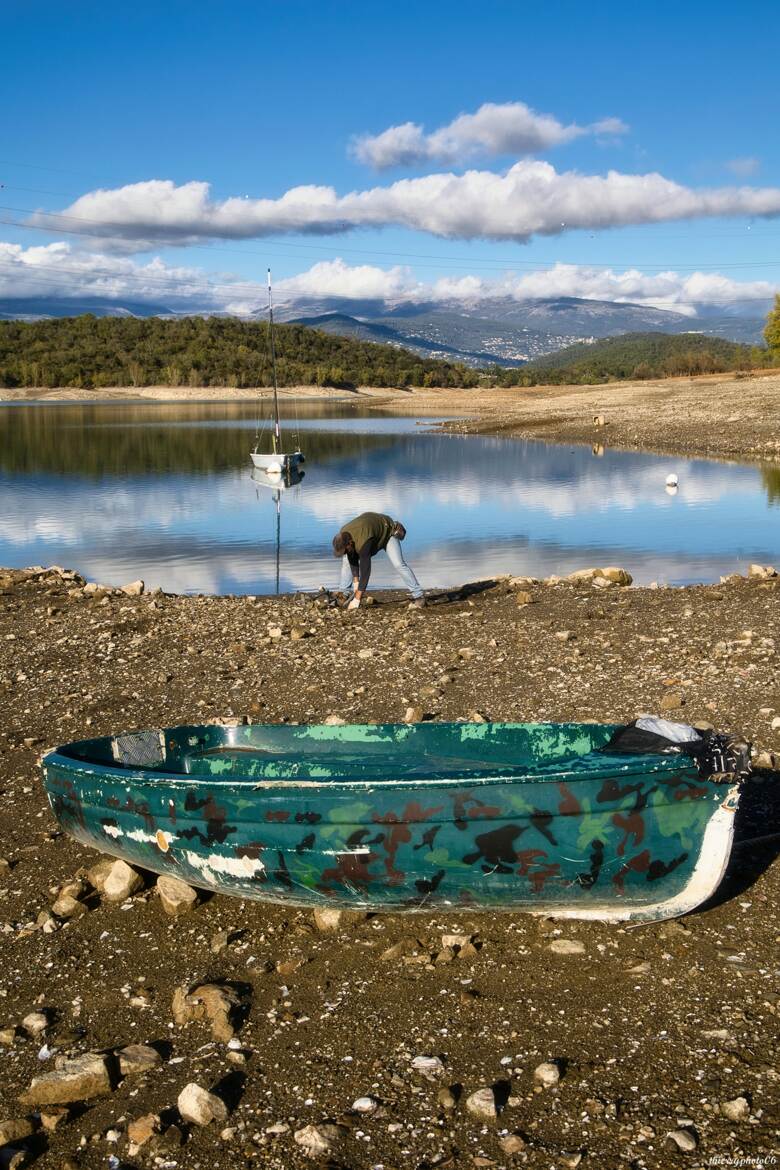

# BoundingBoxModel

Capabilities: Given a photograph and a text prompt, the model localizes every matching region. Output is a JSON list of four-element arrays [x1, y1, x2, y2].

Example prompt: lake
[[1, 400, 779, 594]]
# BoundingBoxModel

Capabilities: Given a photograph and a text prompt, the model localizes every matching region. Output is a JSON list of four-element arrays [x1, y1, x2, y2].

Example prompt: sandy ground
[[3, 368, 780, 462], [0, 565, 778, 1170]]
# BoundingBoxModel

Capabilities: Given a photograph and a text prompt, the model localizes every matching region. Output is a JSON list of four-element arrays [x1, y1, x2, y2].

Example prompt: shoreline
[[3, 369, 780, 463]]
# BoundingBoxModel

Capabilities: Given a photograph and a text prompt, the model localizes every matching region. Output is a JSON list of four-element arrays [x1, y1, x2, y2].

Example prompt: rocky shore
[[0, 564, 778, 1170]]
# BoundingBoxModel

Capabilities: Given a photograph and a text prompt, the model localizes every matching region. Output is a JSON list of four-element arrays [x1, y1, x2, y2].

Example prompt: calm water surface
[[1, 401, 779, 594]]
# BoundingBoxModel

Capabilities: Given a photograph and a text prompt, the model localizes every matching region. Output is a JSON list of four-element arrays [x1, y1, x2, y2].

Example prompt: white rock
[[465, 1087, 497, 1119], [548, 939, 586, 955], [294, 1123, 343, 1157], [534, 1061, 561, 1088], [667, 1128, 697, 1151], [323, 715, 347, 725], [21, 1011, 49, 1037], [121, 579, 145, 596], [312, 906, 362, 932], [177, 1082, 228, 1126], [720, 1096, 750, 1122], [411, 1054, 445, 1081], [102, 859, 143, 903], [351, 1096, 379, 1113], [441, 933, 473, 949], [601, 566, 633, 586], [157, 874, 199, 917]]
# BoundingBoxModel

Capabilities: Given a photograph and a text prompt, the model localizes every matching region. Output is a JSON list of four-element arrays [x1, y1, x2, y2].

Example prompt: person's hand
[[346, 597, 361, 611]]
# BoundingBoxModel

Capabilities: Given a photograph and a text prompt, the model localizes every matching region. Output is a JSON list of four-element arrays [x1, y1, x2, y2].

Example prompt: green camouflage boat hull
[[41, 721, 742, 922]]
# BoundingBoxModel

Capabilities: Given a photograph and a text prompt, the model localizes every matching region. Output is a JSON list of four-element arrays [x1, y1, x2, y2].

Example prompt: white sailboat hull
[[250, 450, 305, 472]]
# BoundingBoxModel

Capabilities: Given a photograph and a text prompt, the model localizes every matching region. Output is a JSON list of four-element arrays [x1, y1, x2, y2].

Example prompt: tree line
[[1, 302, 779, 390], [0, 315, 479, 390], [479, 331, 776, 387]]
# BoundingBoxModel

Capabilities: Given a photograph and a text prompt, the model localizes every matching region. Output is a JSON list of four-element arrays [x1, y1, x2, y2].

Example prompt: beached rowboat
[[41, 720, 746, 923]]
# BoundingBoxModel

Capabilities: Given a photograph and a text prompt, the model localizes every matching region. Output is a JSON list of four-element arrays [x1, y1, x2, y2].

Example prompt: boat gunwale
[[40, 748, 730, 796]]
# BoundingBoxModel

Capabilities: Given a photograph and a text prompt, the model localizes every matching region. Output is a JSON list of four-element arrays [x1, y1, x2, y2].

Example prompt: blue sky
[[1, 0, 779, 315]]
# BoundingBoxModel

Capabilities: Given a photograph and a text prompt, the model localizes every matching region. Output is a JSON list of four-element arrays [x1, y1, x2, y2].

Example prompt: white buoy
[[266, 462, 282, 477], [666, 473, 678, 488], [665, 484, 678, 497]]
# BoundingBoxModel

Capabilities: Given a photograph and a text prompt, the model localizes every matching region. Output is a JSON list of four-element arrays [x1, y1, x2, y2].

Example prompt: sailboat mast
[[268, 268, 281, 455], [275, 490, 281, 595]]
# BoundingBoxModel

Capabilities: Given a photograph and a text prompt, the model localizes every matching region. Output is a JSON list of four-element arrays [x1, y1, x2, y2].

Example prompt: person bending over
[[332, 511, 425, 610]]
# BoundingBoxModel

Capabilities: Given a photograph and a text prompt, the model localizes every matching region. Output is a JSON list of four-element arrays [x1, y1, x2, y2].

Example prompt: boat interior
[[50, 721, 696, 786]]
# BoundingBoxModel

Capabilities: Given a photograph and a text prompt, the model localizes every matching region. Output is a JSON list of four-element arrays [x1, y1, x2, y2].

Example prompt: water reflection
[[0, 402, 778, 593]]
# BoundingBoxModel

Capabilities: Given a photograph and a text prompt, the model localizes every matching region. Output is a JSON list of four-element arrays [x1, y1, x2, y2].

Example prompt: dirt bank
[[3, 369, 780, 463], [0, 566, 777, 1169]]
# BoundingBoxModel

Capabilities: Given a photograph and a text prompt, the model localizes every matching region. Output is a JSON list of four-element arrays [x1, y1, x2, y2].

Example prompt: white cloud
[[275, 258, 775, 316], [36, 163, 780, 252], [0, 240, 268, 312], [726, 156, 760, 177], [351, 101, 628, 169], [0, 244, 775, 318], [276, 257, 420, 301]]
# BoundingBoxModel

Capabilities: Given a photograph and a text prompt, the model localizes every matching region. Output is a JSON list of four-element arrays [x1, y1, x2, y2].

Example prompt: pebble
[[312, 906, 363, 932], [172, 982, 245, 1044], [177, 1082, 229, 1126], [719, 1096, 750, 1121], [437, 1086, 457, 1110], [117, 1043, 163, 1076], [411, 1055, 445, 1081], [548, 939, 586, 955], [499, 1133, 528, 1154], [351, 1096, 379, 1113], [51, 892, 83, 919], [156, 873, 199, 917], [533, 1061, 561, 1088], [20, 1053, 112, 1105], [101, 859, 143, 903], [21, 1011, 49, 1038], [465, 1087, 498, 1120], [666, 1128, 698, 1151], [126, 1113, 160, 1147], [293, 1122, 343, 1157]]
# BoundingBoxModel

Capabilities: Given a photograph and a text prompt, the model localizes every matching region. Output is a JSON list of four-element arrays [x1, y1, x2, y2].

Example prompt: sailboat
[[250, 268, 305, 473], [251, 463, 305, 594]]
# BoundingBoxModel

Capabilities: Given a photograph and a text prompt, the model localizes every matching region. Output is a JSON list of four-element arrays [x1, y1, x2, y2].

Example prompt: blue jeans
[[339, 536, 423, 599]]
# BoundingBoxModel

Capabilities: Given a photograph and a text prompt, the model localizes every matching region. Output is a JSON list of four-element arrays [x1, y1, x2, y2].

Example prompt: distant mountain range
[[0, 293, 769, 367], [279, 295, 769, 366]]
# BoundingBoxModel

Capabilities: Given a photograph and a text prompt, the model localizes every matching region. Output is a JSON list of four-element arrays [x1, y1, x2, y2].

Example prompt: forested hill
[[0, 315, 479, 390], [516, 331, 766, 383]]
